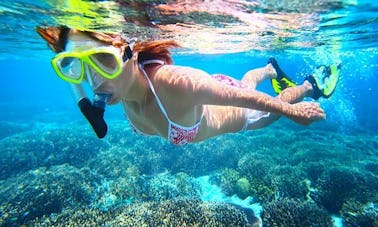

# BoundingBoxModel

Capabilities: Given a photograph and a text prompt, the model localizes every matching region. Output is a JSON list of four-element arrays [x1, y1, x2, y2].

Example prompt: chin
[[108, 96, 120, 105]]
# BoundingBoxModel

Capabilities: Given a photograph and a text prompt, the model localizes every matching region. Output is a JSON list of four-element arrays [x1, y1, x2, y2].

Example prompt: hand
[[288, 102, 326, 125]]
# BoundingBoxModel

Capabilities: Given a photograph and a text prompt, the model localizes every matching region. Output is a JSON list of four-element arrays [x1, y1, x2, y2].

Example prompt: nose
[[84, 63, 106, 90]]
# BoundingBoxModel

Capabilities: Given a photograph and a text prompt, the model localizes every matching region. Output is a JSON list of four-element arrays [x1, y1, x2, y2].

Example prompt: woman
[[36, 26, 339, 145]]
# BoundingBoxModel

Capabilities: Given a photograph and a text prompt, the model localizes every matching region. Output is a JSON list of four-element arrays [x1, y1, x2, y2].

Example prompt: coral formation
[[268, 165, 308, 200], [341, 200, 378, 227], [235, 177, 251, 200], [249, 179, 276, 203], [210, 168, 240, 196], [262, 198, 333, 227], [0, 164, 100, 225], [29, 198, 252, 226], [137, 173, 201, 202], [1, 118, 377, 225], [237, 152, 274, 181], [312, 167, 378, 214], [0, 128, 108, 179]]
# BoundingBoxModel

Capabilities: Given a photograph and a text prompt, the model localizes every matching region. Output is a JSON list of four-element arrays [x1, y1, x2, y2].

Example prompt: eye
[[90, 53, 117, 68]]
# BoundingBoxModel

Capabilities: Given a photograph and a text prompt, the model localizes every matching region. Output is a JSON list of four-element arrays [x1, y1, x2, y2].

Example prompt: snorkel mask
[[51, 36, 134, 138]]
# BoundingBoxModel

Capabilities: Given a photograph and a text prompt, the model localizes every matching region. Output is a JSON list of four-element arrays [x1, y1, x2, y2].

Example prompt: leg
[[278, 80, 313, 104], [245, 81, 313, 130], [241, 64, 276, 89]]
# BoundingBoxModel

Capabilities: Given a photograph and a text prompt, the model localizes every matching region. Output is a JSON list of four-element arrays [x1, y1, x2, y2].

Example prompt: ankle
[[266, 63, 277, 79], [303, 80, 314, 97]]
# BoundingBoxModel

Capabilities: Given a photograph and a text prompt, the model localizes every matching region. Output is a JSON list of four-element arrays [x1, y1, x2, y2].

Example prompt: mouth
[[107, 94, 120, 105]]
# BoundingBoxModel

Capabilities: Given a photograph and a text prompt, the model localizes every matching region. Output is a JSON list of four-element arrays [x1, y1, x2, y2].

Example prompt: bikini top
[[124, 60, 204, 145]]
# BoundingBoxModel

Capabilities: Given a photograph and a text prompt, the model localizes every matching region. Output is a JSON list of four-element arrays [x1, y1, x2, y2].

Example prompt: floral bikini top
[[124, 60, 204, 145]]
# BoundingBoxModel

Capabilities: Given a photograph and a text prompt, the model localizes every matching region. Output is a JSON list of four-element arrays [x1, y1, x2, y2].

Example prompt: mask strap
[[122, 38, 137, 62], [123, 46, 133, 62]]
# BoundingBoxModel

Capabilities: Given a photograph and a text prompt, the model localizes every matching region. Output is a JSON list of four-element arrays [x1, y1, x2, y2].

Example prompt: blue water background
[[1, 1, 378, 225], [1, 49, 377, 134]]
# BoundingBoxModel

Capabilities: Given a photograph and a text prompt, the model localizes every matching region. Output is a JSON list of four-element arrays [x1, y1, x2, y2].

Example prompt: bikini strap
[[138, 61, 172, 122], [141, 59, 165, 67], [139, 60, 204, 126]]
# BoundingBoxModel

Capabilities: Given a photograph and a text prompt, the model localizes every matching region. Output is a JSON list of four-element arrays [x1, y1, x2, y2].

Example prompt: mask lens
[[89, 53, 120, 75], [56, 57, 82, 80]]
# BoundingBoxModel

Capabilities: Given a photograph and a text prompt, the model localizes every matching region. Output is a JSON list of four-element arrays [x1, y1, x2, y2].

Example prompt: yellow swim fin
[[271, 77, 297, 94], [306, 63, 341, 99], [268, 57, 297, 94]]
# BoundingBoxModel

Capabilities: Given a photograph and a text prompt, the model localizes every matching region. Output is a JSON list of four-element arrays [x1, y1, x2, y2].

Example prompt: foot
[[266, 63, 277, 79], [305, 63, 341, 100]]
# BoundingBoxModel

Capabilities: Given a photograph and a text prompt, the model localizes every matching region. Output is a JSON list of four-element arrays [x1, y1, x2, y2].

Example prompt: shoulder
[[152, 65, 211, 105], [154, 65, 210, 90], [155, 65, 209, 80]]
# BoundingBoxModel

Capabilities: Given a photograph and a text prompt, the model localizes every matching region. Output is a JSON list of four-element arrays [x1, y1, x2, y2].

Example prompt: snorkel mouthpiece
[[93, 93, 111, 109], [70, 84, 110, 138], [78, 94, 110, 138]]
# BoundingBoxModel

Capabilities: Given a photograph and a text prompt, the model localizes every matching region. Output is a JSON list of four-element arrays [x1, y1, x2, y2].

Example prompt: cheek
[[122, 59, 135, 77], [111, 74, 128, 95]]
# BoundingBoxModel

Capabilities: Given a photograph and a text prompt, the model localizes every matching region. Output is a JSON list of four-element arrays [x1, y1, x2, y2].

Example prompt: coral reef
[[210, 168, 240, 196], [236, 153, 278, 203], [268, 165, 308, 200], [235, 177, 251, 200], [170, 135, 246, 176], [0, 164, 100, 225], [1, 117, 378, 225], [311, 167, 378, 214], [30, 198, 253, 226], [341, 200, 378, 227], [137, 173, 201, 202], [237, 153, 273, 181], [249, 179, 276, 204], [262, 198, 333, 227], [90, 176, 139, 211], [0, 128, 108, 180]]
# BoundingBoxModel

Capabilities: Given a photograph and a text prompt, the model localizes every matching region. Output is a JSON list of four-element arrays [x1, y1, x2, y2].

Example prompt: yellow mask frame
[[51, 46, 125, 84]]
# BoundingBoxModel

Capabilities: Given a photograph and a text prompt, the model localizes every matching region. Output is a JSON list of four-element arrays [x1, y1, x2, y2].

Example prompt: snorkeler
[[36, 26, 340, 145]]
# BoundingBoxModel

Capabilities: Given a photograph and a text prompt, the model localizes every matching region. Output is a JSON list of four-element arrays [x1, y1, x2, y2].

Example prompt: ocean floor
[[0, 112, 377, 226]]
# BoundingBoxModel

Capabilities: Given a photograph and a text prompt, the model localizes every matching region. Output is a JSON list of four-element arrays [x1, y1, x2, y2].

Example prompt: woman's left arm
[[156, 65, 325, 125]]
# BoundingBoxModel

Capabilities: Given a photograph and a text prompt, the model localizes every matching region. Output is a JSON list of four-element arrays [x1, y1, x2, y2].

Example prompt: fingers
[[290, 101, 326, 125], [312, 102, 326, 119], [311, 102, 325, 119]]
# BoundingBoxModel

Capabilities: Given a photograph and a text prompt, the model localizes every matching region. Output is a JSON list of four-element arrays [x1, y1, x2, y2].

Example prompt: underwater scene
[[0, 0, 378, 226]]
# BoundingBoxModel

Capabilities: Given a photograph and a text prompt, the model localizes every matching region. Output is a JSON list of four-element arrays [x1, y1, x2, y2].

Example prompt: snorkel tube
[[70, 84, 109, 138]]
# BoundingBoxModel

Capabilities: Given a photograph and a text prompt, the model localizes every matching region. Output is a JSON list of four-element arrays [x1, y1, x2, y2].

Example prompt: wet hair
[[36, 25, 70, 53], [133, 40, 181, 65], [56, 26, 70, 52], [37, 26, 181, 64], [36, 25, 128, 53]]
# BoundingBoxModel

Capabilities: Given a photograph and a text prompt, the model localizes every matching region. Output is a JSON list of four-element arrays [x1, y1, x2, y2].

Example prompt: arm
[[156, 65, 325, 125]]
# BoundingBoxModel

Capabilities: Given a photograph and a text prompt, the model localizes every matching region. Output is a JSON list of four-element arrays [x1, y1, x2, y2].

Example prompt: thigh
[[199, 106, 246, 138], [245, 110, 280, 130]]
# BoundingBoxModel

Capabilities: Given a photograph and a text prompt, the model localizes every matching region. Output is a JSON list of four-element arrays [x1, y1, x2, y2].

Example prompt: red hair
[[133, 40, 181, 65], [36, 26, 181, 64]]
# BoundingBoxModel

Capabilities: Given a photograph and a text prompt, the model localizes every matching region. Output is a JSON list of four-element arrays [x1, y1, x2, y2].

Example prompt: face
[[65, 31, 133, 105]]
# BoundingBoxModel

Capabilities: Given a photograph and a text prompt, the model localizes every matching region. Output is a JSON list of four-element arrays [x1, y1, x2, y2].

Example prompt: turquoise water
[[0, 0, 378, 226]]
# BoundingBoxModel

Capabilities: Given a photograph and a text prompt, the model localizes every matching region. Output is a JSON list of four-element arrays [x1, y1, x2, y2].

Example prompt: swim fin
[[306, 63, 341, 100], [268, 57, 297, 94]]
